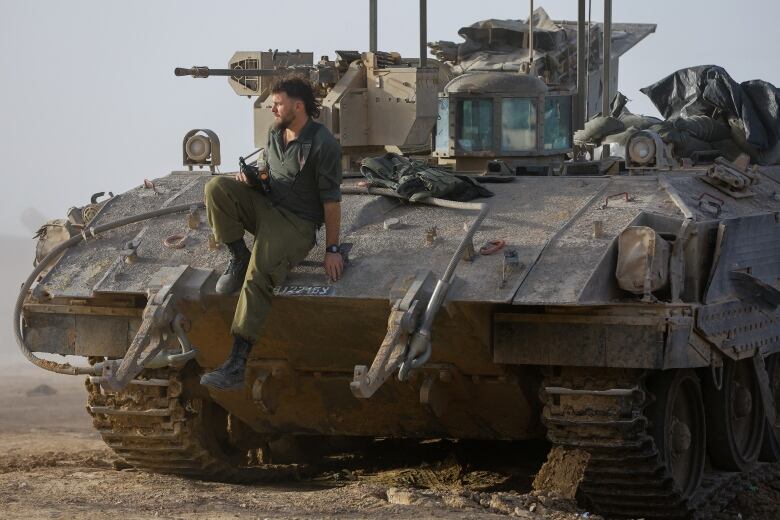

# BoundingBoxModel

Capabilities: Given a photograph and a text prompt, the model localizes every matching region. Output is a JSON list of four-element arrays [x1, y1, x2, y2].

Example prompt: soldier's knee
[[204, 176, 232, 203]]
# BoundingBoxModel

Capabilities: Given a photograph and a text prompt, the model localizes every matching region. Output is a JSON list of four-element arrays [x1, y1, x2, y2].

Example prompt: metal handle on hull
[[345, 186, 490, 396], [100, 267, 205, 391]]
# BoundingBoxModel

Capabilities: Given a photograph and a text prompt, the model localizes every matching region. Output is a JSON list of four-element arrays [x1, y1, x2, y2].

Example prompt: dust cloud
[[1, 234, 36, 366]]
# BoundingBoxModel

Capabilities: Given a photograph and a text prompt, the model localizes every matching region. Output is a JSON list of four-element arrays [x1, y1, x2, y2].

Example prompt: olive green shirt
[[264, 119, 342, 225]]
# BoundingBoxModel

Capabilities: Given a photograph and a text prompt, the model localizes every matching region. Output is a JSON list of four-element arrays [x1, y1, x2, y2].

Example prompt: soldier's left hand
[[324, 252, 343, 282]]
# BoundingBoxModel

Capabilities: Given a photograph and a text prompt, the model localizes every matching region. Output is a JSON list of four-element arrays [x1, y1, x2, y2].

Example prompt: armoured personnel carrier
[[14, 2, 780, 518]]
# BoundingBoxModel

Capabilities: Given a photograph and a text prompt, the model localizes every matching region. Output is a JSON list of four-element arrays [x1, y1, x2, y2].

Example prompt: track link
[[542, 368, 780, 519], [86, 366, 298, 482]]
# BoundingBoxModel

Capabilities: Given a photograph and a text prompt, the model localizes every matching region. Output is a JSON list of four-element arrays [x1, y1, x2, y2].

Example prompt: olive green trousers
[[204, 176, 316, 343]]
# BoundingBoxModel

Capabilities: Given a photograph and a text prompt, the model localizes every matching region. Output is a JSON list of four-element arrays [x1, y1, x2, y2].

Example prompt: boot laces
[[224, 250, 249, 276]]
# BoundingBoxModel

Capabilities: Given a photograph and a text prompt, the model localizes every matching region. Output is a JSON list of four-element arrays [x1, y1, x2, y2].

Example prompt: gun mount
[[176, 50, 447, 170], [175, 5, 655, 174]]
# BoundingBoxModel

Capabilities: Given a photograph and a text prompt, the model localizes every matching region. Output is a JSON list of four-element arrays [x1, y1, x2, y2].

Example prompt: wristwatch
[[325, 244, 340, 254]]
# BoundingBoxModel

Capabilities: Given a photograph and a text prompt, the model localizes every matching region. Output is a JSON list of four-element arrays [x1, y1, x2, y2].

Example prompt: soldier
[[200, 76, 343, 390]]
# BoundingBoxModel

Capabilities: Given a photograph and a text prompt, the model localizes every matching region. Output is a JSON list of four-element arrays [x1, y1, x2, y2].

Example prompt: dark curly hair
[[270, 75, 321, 119]]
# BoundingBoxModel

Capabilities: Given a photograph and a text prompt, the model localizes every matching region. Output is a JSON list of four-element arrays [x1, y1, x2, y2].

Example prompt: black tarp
[[640, 65, 780, 151]]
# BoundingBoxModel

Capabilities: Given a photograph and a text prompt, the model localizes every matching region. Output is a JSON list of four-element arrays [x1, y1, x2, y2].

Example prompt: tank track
[[85, 366, 299, 482], [542, 368, 780, 519]]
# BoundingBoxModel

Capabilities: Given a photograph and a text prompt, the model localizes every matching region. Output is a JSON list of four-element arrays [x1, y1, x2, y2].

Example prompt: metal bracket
[[601, 191, 635, 209], [143, 313, 199, 369], [99, 266, 208, 391], [669, 219, 692, 303], [545, 385, 643, 416], [101, 290, 175, 391], [419, 363, 468, 418], [398, 277, 450, 381], [350, 271, 436, 398], [250, 360, 295, 414], [695, 192, 724, 217], [700, 156, 758, 199]]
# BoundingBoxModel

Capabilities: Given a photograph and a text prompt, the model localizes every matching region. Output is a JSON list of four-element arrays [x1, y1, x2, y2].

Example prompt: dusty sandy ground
[[0, 362, 776, 519], [0, 363, 592, 520]]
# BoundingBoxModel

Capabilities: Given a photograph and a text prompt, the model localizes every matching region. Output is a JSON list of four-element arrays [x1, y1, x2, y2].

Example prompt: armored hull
[[18, 163, 780, 517]]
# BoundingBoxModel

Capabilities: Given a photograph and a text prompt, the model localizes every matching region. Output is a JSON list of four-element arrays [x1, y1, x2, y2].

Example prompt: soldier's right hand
[[236, 171, 251, 185], [236, 168, 266, 187]]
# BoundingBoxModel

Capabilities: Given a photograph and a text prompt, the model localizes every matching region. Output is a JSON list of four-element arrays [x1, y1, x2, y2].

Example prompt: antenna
[[369, 0, 427, 67], [369, 0, 378, 52], [602, 0, 612, 117], [575, 0, 586, 130], [420, 0, 427, 67], [528, 0, 534, 66]]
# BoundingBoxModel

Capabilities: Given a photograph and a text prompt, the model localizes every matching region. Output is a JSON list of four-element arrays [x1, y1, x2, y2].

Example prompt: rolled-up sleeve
[[316, 138, 342, 203]]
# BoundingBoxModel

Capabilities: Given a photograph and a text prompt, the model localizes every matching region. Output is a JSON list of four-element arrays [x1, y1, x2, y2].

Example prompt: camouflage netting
[[428, 8, 571, 76], [428, 7, 654, 85]]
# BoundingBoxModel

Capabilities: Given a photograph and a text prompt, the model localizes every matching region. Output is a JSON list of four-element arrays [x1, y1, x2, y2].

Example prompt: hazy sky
[[1, 0, 779, 240]]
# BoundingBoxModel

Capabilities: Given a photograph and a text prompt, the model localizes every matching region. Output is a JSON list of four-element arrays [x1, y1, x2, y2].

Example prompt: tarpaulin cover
[[427, 8, 569, 74], [457, 10, 566, 54], [641, 65, 780, 151], [428, 7, 655, 77]]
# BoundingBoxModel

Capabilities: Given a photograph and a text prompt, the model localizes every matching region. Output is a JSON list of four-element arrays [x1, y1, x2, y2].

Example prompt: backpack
[[360, 153, 493, 202]]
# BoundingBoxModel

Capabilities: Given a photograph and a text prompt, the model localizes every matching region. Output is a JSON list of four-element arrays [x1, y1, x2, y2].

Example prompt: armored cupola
[[434, 71, 573, 171], [446, 72, 549, 96]]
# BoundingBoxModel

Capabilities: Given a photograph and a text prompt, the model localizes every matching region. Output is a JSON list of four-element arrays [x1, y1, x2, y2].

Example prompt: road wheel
[[647, 369, 706, 498], [704, 358, 765, 471], [760, 354, 780, 462]]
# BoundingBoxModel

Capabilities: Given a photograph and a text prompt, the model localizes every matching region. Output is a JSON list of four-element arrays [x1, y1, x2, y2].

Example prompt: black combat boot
[[200, 335, 253, 391], [216, 238, 251, 294]]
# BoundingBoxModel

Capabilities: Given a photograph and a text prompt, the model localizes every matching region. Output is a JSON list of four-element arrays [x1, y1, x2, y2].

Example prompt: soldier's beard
[[274, 112, 295, 131]]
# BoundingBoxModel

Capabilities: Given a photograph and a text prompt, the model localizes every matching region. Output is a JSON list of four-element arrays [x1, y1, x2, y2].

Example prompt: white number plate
[[273, 285, 333, 297]]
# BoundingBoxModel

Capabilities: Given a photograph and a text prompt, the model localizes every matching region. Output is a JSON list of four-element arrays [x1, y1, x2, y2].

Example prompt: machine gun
[[175, 66, 287, 79]]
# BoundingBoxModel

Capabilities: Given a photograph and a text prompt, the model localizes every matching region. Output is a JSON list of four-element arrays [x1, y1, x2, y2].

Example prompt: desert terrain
[[1, 361, 779, 519], [0, 362, 585, 520]]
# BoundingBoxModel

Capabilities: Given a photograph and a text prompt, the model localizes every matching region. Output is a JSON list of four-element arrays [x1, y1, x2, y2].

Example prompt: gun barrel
[[174, 66, 287, 78]]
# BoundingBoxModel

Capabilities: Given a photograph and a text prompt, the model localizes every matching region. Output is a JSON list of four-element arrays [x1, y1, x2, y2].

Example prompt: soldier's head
[[270, 76, 320, 130]]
